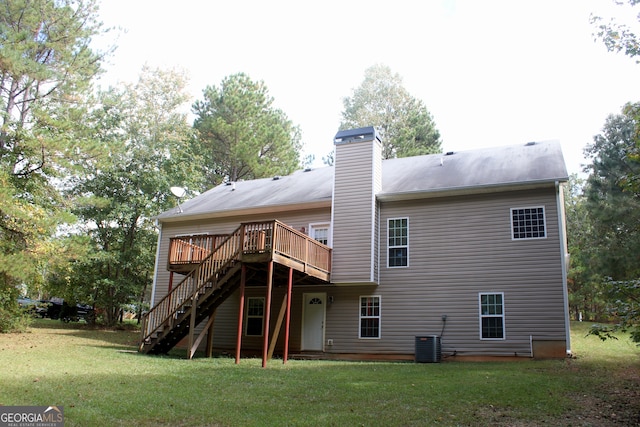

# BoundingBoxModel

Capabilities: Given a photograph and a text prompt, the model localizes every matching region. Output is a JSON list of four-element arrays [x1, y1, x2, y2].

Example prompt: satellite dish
[[170, 186, 187, 198], [170, 186, 187, 213]]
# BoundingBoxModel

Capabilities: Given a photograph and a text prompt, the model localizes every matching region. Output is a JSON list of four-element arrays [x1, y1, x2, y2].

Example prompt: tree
[[56, 67, 200, 325], [584, 109, 640, 280], [584, 106, 640, 342], [592, 2, 640, 193], [340, 64, 441, 159], [0, 0, 108, 327], [192, 73, 302, 186], [589, 277, 640, 343], [565, 174, 609, 321], [591, 0, 640, 60]]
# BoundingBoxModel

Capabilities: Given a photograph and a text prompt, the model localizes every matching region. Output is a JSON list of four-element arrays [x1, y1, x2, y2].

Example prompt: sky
[[95, 0, 640, 175]]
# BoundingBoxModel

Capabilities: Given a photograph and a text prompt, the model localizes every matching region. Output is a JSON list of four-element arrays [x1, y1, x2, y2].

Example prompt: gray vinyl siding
[[204, 285, 319, 353], [322, 187, 567, 357], [331, 140, 380, 283], [153, 188, 567, 357]]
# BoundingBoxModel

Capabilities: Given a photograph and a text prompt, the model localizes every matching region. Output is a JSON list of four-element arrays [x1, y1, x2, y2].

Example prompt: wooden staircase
[[139, 220, 331, 357]]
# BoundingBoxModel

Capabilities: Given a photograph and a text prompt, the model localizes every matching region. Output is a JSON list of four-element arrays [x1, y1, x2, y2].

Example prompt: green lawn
[[0, 320, 638, 426]]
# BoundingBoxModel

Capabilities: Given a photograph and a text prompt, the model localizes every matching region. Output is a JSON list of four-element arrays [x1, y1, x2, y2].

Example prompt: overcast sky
[[96, 0, 640, 175]]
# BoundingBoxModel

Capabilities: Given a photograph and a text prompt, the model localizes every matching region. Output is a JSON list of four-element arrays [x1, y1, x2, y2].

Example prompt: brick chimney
[[330, 127, 382, 285]]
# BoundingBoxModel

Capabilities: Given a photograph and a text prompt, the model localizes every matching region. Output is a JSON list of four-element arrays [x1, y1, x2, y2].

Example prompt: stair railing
[[140, 224, 247, 346], [140, 220, 332, 351]]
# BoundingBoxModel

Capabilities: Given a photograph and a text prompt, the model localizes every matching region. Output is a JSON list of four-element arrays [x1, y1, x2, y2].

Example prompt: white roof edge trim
[[157, 200, 332, 223], [376, 179, 568, 202]]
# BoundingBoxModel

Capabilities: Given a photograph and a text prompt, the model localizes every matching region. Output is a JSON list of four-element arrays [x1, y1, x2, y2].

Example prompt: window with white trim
[[359, 296, 381, 339], [245, 297, 265, 336], [479, 293, 505, 340], [511, 207, 546, 239], [309, 223, 331, 246], [388, 218, 408, 267]]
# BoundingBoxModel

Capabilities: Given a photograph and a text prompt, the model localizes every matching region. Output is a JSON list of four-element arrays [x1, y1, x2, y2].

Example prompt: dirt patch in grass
[[467, 358, 640, 427], [566, 365, 640, 426]]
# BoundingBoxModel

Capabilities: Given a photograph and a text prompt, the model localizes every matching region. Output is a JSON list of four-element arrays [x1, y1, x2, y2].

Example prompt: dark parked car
[[17, 297, 39, 315], [60, 302, 95, 323], [38, 299, 63, 319], [35, 299, 94, 323]]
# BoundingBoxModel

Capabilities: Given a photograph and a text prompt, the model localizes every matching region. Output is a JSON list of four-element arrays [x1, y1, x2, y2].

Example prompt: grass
[[0, 320, 638, 426]]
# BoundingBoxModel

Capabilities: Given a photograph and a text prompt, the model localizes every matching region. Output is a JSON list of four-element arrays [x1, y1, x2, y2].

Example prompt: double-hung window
[[359, 296, 381, 339], [388, 218, 408, 267], [479, 293, 505, 339], [511, 207, 546, 239], [309, 223, 331, 246], [245, 297, 265, 336]]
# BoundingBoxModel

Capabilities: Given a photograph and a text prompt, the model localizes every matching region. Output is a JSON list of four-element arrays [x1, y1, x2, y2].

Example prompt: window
[[388, 218, 408, 267], [511, 207, 546, 239], [309, 223, 331, 246], [479, 293, 505, 340], [245, 297, 265, 336], [359, 296, 381, 339]]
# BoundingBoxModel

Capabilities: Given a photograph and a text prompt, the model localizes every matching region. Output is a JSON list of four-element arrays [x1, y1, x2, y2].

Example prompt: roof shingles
[[158, 141, 567, 222]]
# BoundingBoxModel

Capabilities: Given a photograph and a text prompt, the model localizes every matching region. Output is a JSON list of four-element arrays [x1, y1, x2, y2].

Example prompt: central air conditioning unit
[[415, 335, 441, 363]]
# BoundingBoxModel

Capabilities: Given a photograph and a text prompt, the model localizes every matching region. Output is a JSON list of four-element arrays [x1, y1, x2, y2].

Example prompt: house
[[140, 127, 571, 363]]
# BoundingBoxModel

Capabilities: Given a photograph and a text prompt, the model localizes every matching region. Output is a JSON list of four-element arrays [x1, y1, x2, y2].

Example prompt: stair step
[[143, 251, 244, 354]]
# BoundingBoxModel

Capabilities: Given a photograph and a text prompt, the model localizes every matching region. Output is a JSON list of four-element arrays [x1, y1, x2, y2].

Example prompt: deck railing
[[168, 235, 228, 267], [272, 220, 331, 274], [141, 220, 332, 348]]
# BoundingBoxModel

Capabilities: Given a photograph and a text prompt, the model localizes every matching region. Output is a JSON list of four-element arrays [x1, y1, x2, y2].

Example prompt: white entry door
[[302, 293, 326, 351]]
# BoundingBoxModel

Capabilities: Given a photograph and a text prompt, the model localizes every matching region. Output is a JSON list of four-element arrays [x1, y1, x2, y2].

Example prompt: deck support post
[[262, 261, 274, 368], [186, 292, 199, 359], [235, 264, 246, 364], [188, 309, 216, 359], [206, 311, 216, 357], [283, 267, 293, 364], [268, 294, 287, 361]]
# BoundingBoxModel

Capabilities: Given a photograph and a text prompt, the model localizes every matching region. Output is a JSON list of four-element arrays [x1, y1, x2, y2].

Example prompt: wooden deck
[[166, 221, 331, 280], [140, 220, 332, 357]]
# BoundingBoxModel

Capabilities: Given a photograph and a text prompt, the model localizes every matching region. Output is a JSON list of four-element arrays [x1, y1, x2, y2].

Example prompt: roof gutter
[[156, 199, 332, 223], [376, 178, 568, 202]]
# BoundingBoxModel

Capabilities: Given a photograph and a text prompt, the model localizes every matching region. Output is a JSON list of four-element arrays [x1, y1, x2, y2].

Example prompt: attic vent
[[525, 141, 536, 146], [445, 151, 455, 156], [225, 182, 234, 186], [273, 176, 280, 181], [304, 167, 312, 172]]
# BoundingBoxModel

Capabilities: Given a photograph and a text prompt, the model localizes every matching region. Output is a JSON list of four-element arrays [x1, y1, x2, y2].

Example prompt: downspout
[[150, 219, 162, 308], [555, 181, 572, 355]]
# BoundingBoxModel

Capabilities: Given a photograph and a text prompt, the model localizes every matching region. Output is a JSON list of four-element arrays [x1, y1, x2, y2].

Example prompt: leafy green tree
[[56, 67, 200, 325], [591, 0, 640, 60], [584, 106, 640, 342], [0, 0, 108, 326], [584, 109, 640, 280], [340, 64, 441, 159], [592, 1, 640, 193], [565, 175, 609, 321], [588, 1, 640, 343], [619, 102, 640, 194], [193, 73, 302, 186], [590, 277, 640, 343]]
